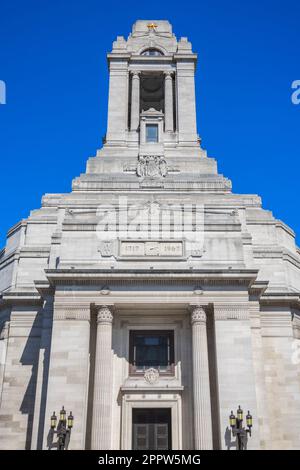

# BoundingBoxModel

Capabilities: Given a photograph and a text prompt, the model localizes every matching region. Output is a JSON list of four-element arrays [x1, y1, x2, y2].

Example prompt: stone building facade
[[0, 20, 300, 450]]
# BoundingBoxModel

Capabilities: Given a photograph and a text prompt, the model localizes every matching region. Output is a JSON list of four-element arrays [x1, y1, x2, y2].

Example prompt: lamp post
[[50, 406, 74, 450], [229, 406, 252, 450]]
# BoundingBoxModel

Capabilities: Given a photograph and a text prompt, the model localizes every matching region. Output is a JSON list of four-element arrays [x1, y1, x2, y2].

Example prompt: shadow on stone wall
[[19, 299, 53, 449], [224, 426, 237, 450], [207, 306, 222, 449]]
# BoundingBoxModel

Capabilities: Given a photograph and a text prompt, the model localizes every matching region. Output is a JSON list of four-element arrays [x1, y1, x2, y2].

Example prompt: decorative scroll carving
[[137, 155, 168, 178]]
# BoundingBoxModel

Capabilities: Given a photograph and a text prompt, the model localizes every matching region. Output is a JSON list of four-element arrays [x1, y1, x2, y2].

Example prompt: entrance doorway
[[132, 408, 172, 450]]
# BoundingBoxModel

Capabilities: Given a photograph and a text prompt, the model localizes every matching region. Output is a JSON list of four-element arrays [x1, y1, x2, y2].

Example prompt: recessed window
[[129, 330, 174, 375], [146, 124, 158, 143], [141, 49, 163, 56]]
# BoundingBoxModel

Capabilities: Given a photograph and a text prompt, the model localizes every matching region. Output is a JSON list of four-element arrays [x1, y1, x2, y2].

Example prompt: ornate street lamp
[[49, 406, 74, 450], [229, 406, 252, 450]]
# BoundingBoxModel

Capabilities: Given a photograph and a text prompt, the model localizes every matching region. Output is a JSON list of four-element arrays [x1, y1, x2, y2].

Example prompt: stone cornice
[[253, 247, 300, 269], [1, 290, 42, 306], [0, 249, 20, 269], [34, 281, 54, 297], [0, 246, 51, 269], [249, 280, 269, 298], [275, 220, 295, 237], [26, 217, 57, 225], [107, 53, 131, 61], [282, 251, 300, 269], [260, 293, 300, 308], [19, 246, 51, 258], [6, 219, 27, 238], [129, 56, 174, 64], [246, 220, 295, 238], [41, 193, 261, 208], [62, 222, 241, 232], [173, 53, 197, 61], [70, 178, 232, 193], [45, 268, 258, 287]]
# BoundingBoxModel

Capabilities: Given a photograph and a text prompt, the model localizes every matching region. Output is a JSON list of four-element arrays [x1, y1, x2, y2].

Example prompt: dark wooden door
[[132, 408, 171, 450]]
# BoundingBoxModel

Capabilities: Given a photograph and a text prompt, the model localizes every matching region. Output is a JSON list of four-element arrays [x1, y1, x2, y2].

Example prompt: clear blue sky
[[0, 0, 299, 247]]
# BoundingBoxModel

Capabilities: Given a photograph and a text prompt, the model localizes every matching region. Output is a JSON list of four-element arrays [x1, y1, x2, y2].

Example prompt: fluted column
[[191, 306, 213, 449], [91, 306, 114, 450], [130, 71, 140, 131], [164, 71, 174, 132]]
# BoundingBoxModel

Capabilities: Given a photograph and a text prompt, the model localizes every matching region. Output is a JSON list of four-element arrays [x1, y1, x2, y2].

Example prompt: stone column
[[130, 71, 140, 131], [164, 71, 174, 132], [191, 306, 213, 449], [91, 306, 114, 450]]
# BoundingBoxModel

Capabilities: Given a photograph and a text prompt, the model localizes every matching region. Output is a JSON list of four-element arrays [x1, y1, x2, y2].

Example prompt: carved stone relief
[[136, 155, 168, 178]]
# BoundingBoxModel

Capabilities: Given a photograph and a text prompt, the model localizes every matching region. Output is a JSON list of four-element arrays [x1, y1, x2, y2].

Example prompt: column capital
[[190, 305, 207, 324], [96, 305, 113, 324], [131, 70, 141, 78], [164, 71, 174, 79]]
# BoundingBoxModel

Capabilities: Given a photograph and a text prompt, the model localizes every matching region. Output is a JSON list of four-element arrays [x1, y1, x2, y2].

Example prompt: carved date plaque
[[119, 240, 184, 259]]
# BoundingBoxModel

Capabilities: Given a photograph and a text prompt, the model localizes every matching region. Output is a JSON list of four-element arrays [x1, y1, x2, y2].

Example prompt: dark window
[[129, 330, 174, 374], [146, 124, 158, 143], [141, 49, 163, 56]]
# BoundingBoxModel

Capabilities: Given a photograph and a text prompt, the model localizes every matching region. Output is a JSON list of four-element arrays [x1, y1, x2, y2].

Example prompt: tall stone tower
[[0, 20, 300, 451], [107, 20, 198, 149]]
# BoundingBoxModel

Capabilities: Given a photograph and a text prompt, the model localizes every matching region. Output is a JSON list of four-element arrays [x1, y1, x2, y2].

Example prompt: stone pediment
[[141, 107, 163, 116]]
